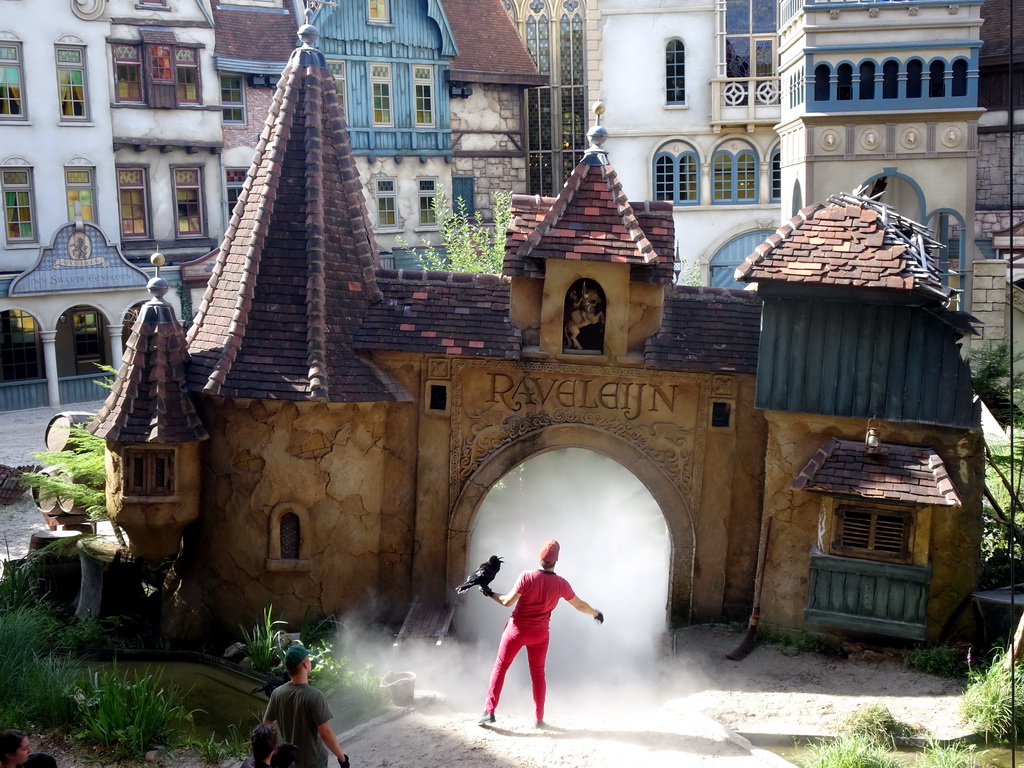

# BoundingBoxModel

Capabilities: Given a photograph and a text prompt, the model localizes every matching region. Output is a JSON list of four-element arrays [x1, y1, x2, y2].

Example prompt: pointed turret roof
[[91, 266, 208, 444], [186, 24, 402, 403], [505, 120, 666, 272], [735, 191, 950, 302]]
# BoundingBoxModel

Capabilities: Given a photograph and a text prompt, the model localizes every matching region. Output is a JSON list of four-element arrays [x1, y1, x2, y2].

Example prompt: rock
[[224, 641, 247, 662]]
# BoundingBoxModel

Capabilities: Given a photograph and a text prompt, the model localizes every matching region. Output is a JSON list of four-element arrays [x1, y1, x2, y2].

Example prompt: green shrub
[[0, 557, 40, 611], [0, 604, 79, 729], [920, 739, 981, 768], [841, 703, 918, 748], [762, 627, 832, 656], [795, 734, 902, 768], [960, 653, 1024, 741], [75, 666, 191, 760], [904, 644, 967, 679], [308, 643, 388, 728], [240, 605, 287, 674], [182, 725, 248, 764]]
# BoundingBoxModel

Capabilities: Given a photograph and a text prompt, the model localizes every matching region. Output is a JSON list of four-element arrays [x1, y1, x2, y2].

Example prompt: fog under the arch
[[454, 447, 671, 705]]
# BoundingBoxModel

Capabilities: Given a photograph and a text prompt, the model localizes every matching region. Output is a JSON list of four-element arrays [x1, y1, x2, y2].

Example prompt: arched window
[[906, 59, 923, 99], [653, 144, 700, 205], [951, 58, 968, 97], [712, 146, 758, 204], [929, 60, 945, 97], [280, 513, 300, 559], [267, 502, 311, 571], [710, 229, 776, 288], [666, 40, 685, 105], [791, 179, 802, 218], [882, 60, 899, 99], [563, 278, 605, 353], [836, 63, 853, 100], [770, 146, 781, 203], [0, 309, 42, 382], [814, 63, 831, 102], [859, 61, 875, 100]]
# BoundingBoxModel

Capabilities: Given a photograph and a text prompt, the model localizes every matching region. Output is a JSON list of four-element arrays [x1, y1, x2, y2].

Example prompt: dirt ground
[[21, 624, 969, 768], [1, 405, 970, 766]]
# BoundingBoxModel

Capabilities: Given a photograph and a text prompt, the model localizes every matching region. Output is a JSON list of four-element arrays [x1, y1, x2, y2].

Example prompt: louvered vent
[[834, 505, 910, 562]]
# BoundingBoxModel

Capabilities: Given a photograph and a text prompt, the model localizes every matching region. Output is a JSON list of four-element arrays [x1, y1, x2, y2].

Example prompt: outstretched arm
[[488, 590, 521, 608], [568, 595, 603, 622]]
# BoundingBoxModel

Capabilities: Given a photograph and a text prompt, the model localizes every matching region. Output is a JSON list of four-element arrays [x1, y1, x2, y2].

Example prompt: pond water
[[88, 658, 270, 740]]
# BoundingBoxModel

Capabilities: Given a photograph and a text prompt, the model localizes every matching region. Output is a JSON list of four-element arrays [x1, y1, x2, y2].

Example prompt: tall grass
[[76, 666, 191, 760], [904, 644, 967, 679], [240, 605, 286, 674], [920, 739, 981, 768], [960, 652, 1024, 741], [841, 702, 918, 748], [0, 603, 79, 728], [795, 734, 903, 768]]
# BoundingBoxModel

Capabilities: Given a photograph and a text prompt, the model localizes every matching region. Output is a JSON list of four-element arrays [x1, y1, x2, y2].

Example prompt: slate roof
[[355, 270, 520, 358], [644, 286, 762, 373], [504, 142, 676, 285], [445, 0, 546, 85], [91, 279, 208, 444], [736, 191, 950, 302], [212, 0, 299, 67], [186, 34, 402, 403], [793, 438, 961, 506]]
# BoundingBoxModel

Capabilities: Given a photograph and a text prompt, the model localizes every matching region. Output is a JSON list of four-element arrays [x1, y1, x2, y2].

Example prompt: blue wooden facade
[[312, 0, 456, 158]]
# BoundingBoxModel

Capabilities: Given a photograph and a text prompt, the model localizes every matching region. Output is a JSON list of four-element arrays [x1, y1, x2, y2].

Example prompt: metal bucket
[[380, 671, 416, 706]]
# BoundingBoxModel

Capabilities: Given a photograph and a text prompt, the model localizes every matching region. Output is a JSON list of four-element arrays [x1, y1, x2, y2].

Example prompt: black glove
[[338, 756, 350, 768], [480, 585, 494, 597], [594, 611, 604, 624]]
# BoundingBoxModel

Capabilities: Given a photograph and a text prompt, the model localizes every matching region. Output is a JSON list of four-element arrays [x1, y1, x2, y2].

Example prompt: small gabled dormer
[[503, 107, 676, 364]]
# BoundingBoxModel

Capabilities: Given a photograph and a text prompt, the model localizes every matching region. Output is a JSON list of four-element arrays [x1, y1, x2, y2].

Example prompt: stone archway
[[448, 423, 695, 624]]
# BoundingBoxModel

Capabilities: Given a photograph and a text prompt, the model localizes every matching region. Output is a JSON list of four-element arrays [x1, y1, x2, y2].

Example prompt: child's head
[[250, 724, 278, 764]]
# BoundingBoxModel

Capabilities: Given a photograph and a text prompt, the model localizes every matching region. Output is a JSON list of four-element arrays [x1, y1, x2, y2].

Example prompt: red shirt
[[510, 569, 575, 631]]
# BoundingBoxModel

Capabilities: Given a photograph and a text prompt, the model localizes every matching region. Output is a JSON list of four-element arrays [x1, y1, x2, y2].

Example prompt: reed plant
[[0, 557, 39, 611], [240, 605, 287, 674], [920, 739, 981, 768], [960, 652, 1024, 741], [308, 644, 388, 729], [795, 734, 903, 768], [183, 725, 248, 764], [0, 603, 79, 729], [841, 702, 918, 748], [75, 665, 191, 760]]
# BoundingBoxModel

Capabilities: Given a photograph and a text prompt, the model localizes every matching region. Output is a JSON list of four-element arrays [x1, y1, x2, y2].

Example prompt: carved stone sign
[[10, 222, 148, 296], [449, 358, 708, 513]]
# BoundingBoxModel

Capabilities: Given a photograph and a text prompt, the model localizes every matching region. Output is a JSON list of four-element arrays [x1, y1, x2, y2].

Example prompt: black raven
[[251, 672, 289, 697], [455, 554, 503, 595]]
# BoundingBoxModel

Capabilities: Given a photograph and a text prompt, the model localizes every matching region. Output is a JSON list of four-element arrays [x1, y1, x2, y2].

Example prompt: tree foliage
[[401, 188, 513, 274]]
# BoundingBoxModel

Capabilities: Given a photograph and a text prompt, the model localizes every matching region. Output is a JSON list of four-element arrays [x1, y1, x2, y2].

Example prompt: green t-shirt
[[264, 682, 334, 768]]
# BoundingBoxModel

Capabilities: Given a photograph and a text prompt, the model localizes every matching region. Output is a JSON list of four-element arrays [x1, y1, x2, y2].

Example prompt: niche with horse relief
[[563, 278, 606, 353]]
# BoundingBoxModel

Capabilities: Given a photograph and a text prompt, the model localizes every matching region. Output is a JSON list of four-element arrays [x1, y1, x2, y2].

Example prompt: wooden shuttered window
[[832, 504, 912, 564]]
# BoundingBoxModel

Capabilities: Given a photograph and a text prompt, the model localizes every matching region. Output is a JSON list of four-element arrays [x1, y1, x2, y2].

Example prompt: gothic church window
[[518, 1, 586, 196]]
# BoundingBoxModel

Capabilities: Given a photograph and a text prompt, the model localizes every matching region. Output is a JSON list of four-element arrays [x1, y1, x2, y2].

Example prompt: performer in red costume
[[477, 539, 604, 728]]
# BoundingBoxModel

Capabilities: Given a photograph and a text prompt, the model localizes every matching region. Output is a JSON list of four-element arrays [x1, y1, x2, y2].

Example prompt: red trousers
[[484, 619, 550, 721]]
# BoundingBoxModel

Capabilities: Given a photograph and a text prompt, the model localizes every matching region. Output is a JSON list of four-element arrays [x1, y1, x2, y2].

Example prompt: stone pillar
[[40, 330, 61, 407], [107, 323, 124, 369]]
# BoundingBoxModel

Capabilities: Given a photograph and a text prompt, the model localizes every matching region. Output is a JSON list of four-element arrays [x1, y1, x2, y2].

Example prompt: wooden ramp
[[393, 597, 455, 647]]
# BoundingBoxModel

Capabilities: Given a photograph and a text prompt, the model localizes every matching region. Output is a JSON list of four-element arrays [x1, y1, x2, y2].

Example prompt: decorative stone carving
[[940, 125, 964, 149], [450, 359, 710, 511], [868, 7, 878, 17], [428, 358, 452, 380], [860, 128, 881, 151], [71, 0, 105, 20], [948, 4, 959, 13], [819, 129, 841, 152], [563, 280, 605, 351], [900, 127, 922, 149]]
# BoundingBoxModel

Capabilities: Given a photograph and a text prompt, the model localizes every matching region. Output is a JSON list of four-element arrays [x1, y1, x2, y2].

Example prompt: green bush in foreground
[[308, 642, 389, 728], [921, 739, 981, 768], [841, 702, 918, 748], [795, 734, 903, 768], [0, 603, 79, 729], [961, 652, 1024, 741], [76, 666, 191, 760], [904, 644, 968, 679]]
